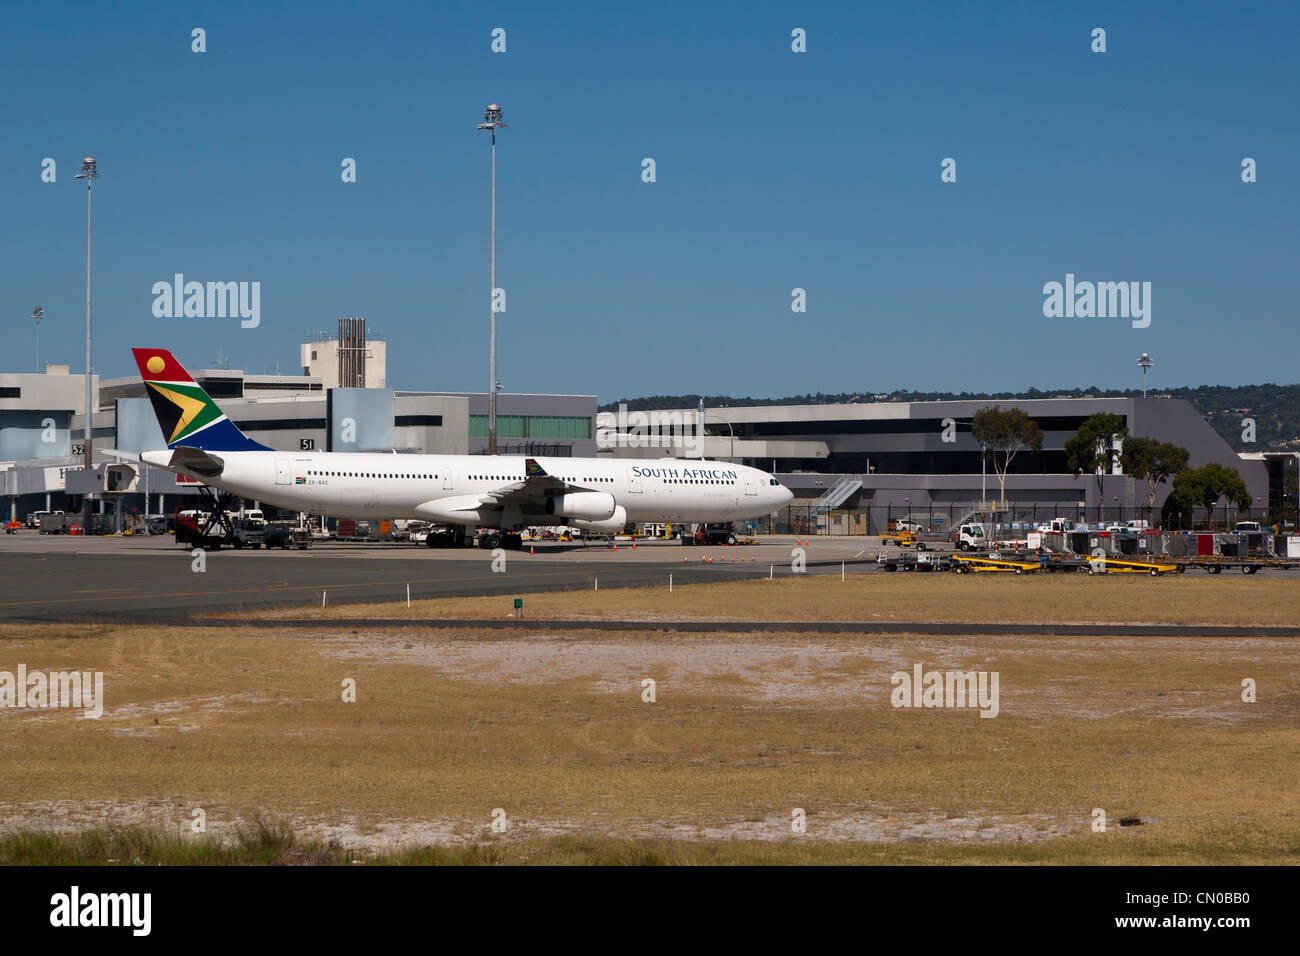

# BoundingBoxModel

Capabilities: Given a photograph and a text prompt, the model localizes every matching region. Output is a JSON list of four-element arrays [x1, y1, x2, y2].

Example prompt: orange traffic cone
[[529, 547, 535, 555], [612, 545, 618, 552]]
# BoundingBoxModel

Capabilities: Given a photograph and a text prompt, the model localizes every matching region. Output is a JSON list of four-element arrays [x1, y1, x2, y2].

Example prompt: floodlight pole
[[1138, 353, 1154, 399], [32, 306, 44, 372], [477, 105, 506, 455], [74, 157, 99, 526]]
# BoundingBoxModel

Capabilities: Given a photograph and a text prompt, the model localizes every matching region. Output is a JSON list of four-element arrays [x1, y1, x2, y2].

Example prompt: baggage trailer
[[1086, 557, 1183, 575], [1178, 555, 1300, 574], [876, 552, 952, 572], [950, 553, 1047, 574]]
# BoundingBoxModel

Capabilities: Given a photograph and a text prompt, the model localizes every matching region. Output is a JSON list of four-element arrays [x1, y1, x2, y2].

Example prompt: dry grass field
[[234, 574, 1300, 627], [3, 575, 1298, 864]]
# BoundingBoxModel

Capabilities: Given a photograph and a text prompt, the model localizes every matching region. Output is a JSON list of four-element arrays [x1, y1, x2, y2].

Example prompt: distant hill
[[599, 384, 1300, 452]]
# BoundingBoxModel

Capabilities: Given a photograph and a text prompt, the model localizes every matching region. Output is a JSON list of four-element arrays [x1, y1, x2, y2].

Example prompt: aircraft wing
[[479, 457, 592, 508]]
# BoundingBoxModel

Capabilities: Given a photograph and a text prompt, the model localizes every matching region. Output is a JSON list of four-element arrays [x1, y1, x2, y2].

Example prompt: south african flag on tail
[[131, 348, 271, 452]]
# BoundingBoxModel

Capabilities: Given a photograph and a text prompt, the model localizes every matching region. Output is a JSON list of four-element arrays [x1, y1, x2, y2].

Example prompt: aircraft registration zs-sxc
[[125, 348, 792, 548]]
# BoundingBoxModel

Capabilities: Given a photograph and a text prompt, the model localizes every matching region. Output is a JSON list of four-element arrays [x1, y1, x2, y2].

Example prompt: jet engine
[[568, 505, 628, 533], [547, 492, 616, 521]]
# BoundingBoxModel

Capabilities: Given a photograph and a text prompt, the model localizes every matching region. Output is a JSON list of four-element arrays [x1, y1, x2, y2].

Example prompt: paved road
[[2, 531, 1294, 622], [0, 550, 785, 621], [0, 531, 886, 620]]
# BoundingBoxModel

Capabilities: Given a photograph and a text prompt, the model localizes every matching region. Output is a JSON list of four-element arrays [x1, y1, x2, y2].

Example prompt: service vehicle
[[953, 522, 988, 551], [882, 528, 922, 548], [680, 523, 739, 546], [229, 516, 265, 549], [264, 521, 312, 549], [1036, 517, 1076, 534], [29, 510, 65, 531]]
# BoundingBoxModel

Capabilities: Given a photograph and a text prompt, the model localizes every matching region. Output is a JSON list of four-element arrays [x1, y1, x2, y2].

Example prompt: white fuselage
[[142, 450, 792, 528]]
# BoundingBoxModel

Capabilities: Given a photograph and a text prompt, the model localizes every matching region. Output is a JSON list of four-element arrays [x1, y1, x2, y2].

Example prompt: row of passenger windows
[[308, 470, 439, 479], [654, 478, 734, 484]]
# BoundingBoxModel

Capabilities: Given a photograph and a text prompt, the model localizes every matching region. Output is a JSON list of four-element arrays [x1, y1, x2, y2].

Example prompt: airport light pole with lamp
[[74, 157, 99, 525], [32, 306, 45, 372], [477, 105, 506, 456], [1138, 352, 1153, 399]]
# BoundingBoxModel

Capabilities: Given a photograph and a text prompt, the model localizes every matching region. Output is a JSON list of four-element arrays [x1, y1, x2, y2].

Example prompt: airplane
[[130, 348, 793, 548]]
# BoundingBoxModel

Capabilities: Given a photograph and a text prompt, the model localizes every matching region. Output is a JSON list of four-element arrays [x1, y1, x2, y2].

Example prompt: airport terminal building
[[0, 338, 1273, 530], [597, 397, 1271, 531]]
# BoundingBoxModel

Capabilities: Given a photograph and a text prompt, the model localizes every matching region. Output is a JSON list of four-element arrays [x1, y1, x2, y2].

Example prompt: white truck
[[954, 522, 987, 551]]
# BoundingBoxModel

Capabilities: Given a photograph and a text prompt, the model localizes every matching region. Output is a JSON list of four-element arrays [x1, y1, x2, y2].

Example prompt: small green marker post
[[514, 597, 523, 619]]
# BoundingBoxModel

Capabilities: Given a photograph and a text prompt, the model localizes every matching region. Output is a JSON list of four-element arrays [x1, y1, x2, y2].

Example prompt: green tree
[[1120, 436, 1190, 514], [1166, 463, 1252, 527], [1065, 412, 1128, 500], [971, 406, 1044, 508]]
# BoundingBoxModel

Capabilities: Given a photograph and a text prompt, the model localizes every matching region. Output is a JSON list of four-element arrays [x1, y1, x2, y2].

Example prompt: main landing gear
[[476, 531, 523, 550], [421, 527, 524, 550]]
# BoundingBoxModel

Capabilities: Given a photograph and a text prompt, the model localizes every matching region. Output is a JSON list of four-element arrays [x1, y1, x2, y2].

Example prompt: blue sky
[[3, 1, 1297, 400]]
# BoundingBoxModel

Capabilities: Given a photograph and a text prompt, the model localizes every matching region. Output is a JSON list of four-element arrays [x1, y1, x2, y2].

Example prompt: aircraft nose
[[777, 483, 793, 507]]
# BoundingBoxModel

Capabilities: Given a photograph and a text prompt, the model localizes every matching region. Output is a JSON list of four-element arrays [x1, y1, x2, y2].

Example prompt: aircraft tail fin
[[131, 348, 271, 452]]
